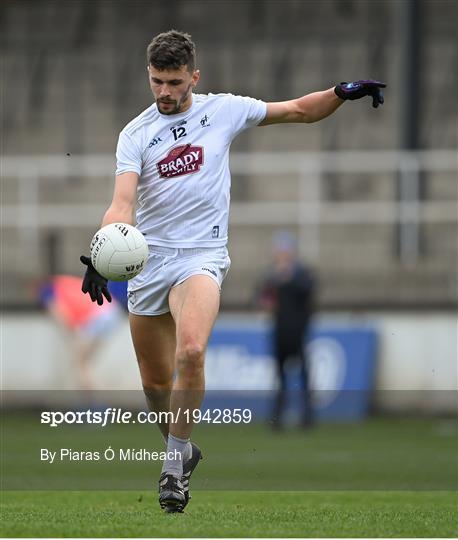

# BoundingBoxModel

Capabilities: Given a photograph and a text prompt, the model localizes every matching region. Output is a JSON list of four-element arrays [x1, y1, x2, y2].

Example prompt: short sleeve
[[229, 94, 267, 139], [115, 130, 142, 176]]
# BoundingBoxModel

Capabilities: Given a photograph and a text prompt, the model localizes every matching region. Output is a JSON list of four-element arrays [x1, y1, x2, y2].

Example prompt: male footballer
[[81, 30, 385, 513]]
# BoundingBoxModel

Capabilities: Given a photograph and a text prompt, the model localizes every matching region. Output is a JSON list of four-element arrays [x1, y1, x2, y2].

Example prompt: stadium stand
[[2, 0, 457, 309]]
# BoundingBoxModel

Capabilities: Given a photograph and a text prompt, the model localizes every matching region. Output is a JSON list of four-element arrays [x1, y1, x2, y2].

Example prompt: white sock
[[182, 440, 192, 462], [163, 434, 191, 461], [161, 434, 192, 478]]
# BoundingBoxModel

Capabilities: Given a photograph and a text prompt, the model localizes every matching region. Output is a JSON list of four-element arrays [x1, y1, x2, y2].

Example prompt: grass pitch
[[1, 415, 457, 537], [2, 490, 457, 537]]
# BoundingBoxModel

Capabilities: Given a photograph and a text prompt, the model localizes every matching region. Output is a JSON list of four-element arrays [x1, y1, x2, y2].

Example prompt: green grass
[[1, 415, 457, 536], [2, 415, 457, 490], [1, 490, 457, 537]]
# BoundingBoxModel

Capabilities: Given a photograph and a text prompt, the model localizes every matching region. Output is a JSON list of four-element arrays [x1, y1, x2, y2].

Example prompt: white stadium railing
[[2, 150, 457, 266]]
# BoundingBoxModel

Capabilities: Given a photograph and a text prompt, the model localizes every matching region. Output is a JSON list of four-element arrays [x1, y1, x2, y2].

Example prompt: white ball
[[90, 223, 149, 281]]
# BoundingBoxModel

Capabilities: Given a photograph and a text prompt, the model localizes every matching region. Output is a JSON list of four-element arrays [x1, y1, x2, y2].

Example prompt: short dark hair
[[147, 30, 196, 72]]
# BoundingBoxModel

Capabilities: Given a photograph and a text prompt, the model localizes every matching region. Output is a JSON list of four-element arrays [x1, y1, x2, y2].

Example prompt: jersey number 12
[[171, 126, 187, 141]]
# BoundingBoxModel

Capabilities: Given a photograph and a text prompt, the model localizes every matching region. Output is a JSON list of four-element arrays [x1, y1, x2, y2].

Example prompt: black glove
[[334, 79, 386, 108], [80, 255, 112, 305]]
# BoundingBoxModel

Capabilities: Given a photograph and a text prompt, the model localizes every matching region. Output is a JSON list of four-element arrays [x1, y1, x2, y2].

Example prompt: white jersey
[[115, 93, 266, 247]]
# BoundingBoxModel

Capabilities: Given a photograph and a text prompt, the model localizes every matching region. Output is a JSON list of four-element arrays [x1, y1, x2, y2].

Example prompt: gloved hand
[[80, 255, 112, 305], [334, 80, 386, 108]]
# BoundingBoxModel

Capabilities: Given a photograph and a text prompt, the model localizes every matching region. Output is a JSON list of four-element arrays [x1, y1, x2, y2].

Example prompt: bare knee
[[176, 341, 205, 378], [142, 381, 173, 395], [137, 355, 174, 390]]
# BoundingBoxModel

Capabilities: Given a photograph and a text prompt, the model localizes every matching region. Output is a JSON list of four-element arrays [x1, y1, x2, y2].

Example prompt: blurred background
[[2, 0, 457, 308], [2, 0, 457, 464]]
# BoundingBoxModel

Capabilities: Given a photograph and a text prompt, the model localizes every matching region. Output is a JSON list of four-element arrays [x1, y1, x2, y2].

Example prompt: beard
[[157, 100, 180, 115], [157, 84, 192, 115]]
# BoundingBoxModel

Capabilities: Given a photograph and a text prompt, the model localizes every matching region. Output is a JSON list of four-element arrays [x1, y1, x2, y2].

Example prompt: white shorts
[[127, 245, 231, 316]]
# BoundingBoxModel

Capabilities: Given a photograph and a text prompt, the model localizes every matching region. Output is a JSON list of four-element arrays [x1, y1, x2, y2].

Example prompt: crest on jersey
[[157, 145, 204, 179]]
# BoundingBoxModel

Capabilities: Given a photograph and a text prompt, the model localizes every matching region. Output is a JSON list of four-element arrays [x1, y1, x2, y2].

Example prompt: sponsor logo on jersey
[[157, 144, 204, 179], [147, 137, 162, 148], [200, 114, 210, 127]]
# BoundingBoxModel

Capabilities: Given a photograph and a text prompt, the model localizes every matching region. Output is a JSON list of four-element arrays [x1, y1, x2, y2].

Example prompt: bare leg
[[168, 275, 220, 440], [73, 336, 99, 392], [129, 312, 176, 440], [157, 275, 220, 511]]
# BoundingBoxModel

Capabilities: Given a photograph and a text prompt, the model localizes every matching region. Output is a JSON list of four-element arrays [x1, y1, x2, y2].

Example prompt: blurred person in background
[[38, 275, 125, 392], [107, 280, 129, 311], [79, 29, 385, 512], [258, 231, 316, 431]]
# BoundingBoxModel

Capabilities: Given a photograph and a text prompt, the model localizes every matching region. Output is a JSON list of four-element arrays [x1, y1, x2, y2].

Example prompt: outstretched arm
[[260, 79, 386, 126], [260, 88, 343, 125]]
